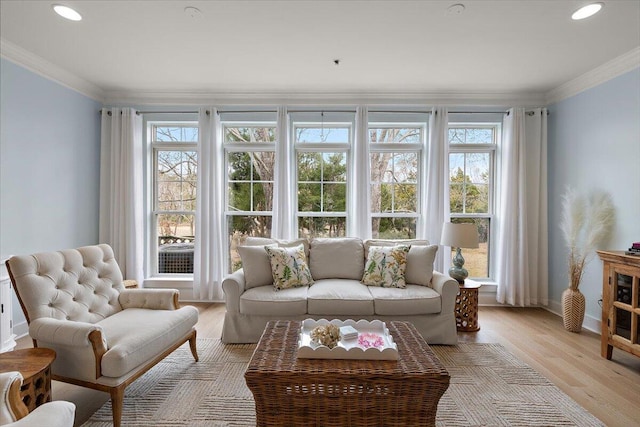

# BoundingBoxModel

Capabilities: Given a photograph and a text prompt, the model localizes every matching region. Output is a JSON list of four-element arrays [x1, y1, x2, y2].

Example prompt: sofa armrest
[[431, 271, 459, 313], [29, 318, 103, 347], [222, 269, 246, 314], [10, 401, 76, 427], [119, 289, 179, 310]]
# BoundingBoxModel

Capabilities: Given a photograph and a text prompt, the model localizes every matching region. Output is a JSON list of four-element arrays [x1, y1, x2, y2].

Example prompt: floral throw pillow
[[361, 245, 410, 288], [265, 244, 314, 290]]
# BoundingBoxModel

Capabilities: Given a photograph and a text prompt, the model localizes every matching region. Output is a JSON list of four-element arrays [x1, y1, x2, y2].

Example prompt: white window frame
[[223, 121, 276, 272], [448, 122, 500, 280], [368, 122, 425, 238], [292, 121, 352, 238], [148, 121, 198, 278]]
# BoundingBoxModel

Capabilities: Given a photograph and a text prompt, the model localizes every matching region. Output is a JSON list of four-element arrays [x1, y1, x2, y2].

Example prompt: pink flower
[[358, 333, 384, 349]]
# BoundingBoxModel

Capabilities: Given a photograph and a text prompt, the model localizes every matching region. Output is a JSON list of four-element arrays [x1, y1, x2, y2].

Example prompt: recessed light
[[52, 4, 82, 21], [184, 6, 202, 19], [571, 3, 603, 20], [446, 4, 465, 16]]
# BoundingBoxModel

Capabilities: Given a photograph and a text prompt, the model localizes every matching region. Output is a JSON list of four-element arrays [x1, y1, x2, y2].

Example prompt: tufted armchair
[[5, 244, 199, 427], [0, 371, 75, 427]]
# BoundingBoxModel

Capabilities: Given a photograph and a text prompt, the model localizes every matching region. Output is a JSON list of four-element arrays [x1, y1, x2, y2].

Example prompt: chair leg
[[110, 385, 125, 427], [189, 330, 199, 362]]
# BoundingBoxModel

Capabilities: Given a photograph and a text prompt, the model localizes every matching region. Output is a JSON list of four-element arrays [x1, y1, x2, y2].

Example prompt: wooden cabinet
[[597, 251, 640, 360]]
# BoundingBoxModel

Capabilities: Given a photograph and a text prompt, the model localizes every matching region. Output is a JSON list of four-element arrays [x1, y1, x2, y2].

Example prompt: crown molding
[[546, 47, 640, 105], [0, 38, 105, 102], [104, 89, 546, 108]]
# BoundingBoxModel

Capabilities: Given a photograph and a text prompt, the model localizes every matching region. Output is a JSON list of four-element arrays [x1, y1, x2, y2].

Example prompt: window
[[224, 122, 276, 272], [294, 120, 350, 238], [369, 124, 423, 238], [448, 124, 498, 279], [150, 123, 198, 275]]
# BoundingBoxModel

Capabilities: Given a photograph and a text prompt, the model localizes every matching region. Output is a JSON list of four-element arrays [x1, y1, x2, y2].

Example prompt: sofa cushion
[[361, 245, 410, 288], [265, 244, 314, 290], [98, 306, 198, 378], [240, 285, 308, 315], [369, 285, 441, 315], [309, 237, 365, 280], [365, 239, 437, 287], [363, 239, 430, 257], [307, 279, 374, 315], [237, 244, 276, 289], [244, 237, 310, 258]]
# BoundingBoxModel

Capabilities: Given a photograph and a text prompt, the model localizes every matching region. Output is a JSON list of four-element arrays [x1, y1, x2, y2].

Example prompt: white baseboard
[[13, 320, 28, 340], [545, 300, 601, 334]]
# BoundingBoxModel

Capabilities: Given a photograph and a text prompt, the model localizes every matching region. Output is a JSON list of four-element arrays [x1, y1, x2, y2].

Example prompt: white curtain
[[99, 108, 144, 284], [193, 107, 225, 301], [496, 108, 548, 306], [348, 106, 372, 238], [272, 106, 294, 239], [425, 107, 450, 272]]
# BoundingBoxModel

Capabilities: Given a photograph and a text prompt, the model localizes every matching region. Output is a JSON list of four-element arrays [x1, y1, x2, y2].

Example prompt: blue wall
[[548, 69, 640, 326], [0, 58, 102, 330]]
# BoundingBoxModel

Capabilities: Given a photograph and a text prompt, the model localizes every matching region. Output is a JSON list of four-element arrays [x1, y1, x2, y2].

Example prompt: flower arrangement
[[310, 324, 340, 349], [560, 188, 615, 291]]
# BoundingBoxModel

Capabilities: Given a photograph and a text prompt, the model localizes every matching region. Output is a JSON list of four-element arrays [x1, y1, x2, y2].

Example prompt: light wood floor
[[16, 305, 640, 427]]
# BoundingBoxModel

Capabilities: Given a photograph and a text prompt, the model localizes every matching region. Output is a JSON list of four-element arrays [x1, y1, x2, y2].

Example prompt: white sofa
[[222, 237, 458, 344]]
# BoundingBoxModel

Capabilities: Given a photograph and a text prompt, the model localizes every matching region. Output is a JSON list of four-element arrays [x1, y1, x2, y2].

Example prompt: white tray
[[297, 319, 399, 360]]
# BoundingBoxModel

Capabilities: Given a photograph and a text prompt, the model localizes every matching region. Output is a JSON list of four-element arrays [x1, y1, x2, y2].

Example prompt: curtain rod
[[100, 110, 204, 116]]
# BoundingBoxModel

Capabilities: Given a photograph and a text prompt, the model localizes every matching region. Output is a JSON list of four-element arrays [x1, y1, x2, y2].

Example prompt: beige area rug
[[82, 339, 604, 427]]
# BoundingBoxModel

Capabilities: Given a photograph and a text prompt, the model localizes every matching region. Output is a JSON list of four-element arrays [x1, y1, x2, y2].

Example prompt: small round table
[[455, 280, 481, 332], [0, 348, 56, 412]]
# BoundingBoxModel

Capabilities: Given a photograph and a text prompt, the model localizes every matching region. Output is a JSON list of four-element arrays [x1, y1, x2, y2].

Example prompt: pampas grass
[[560, 188, 615, 291]]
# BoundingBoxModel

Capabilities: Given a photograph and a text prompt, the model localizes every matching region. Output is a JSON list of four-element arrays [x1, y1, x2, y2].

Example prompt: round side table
[[455, 280, 481, 332], [0, 348, 56, 412]]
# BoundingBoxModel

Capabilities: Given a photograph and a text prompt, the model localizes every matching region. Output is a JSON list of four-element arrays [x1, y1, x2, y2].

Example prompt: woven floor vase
[[561, 288, 585, 332]]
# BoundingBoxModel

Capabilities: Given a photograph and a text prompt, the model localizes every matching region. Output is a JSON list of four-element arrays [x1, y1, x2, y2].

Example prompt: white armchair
[[0, 371, 75, 427], [6, 244, 199, 427]]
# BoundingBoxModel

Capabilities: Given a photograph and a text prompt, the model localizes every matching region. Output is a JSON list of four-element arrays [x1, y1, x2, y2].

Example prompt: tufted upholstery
[[7, 245, 123, 324], [6, 244, 199, 427], [0, 371, 75, 427]]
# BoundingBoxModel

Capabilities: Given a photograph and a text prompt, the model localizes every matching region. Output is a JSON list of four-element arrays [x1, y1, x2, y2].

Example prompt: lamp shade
[[440, 223, 479, 249]]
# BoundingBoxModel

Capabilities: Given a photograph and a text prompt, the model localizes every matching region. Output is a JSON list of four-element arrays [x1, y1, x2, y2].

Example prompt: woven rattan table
[[245, 320, 450, 427]]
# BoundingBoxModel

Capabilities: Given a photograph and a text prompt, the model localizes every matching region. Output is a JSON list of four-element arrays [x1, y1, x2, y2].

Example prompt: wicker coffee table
[[245, 320, 450, 427]]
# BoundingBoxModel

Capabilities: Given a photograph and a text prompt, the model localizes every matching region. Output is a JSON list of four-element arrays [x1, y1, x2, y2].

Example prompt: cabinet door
[[610, 265, 639, 345]]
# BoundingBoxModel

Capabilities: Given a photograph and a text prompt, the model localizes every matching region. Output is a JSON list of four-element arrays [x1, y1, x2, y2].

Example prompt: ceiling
[[1, 0, 639, 103]]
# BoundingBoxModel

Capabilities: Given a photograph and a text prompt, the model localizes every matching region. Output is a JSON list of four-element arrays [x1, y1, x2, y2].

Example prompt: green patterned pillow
[[265, 244, 314, 290], [362, 245, 410, 288]]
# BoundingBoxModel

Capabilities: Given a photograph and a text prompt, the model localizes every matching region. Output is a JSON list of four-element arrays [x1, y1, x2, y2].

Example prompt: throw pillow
[[237, 244, 277, 289], [265, 244, 314, 290], [361, 245, 411, 288], [404, 245, 438, 287]]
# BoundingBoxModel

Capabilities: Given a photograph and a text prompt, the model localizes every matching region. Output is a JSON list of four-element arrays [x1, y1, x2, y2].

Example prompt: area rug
[[82, 339, 604, 426]]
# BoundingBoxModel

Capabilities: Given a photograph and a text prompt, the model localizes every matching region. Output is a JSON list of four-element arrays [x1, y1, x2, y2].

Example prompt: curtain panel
[[99, 108, 144, 284], [425, 107, 450, 273], [272, 106, 295, 240], [496, 108, 548, 306], [193, 108, 225, 300]]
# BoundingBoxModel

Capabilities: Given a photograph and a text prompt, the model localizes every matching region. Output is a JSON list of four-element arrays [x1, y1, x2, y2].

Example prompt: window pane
[[157, 214, 195, 274], [154, 126, 198, 142], [395, 183, 417, 212], [156, 150, 197, 211], [228, 215, 272, 272], [298, 183, 321, 211], [323, 183, 346, 211], [369, 127, 421, 143], [449, 127, 493, 144], [449, 152, 489, 214], [298, 153, 321, 181], [296, 127, 349, 143], [228, 182, 251, 211], [225, 126, 275, 143], [371, 217, 416, 239], [450, 217, 489, 278], [322, 153, 347, 182], [298, 217, 346, 239]]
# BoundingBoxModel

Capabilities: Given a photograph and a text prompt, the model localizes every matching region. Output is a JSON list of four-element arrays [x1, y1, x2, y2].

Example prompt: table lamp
[[440, 222, 479, 284]]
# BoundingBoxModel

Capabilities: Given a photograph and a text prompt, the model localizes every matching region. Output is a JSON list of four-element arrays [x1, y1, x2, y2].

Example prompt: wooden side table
[[455, 280, 481, 332], [0, 348, 56, 412]]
